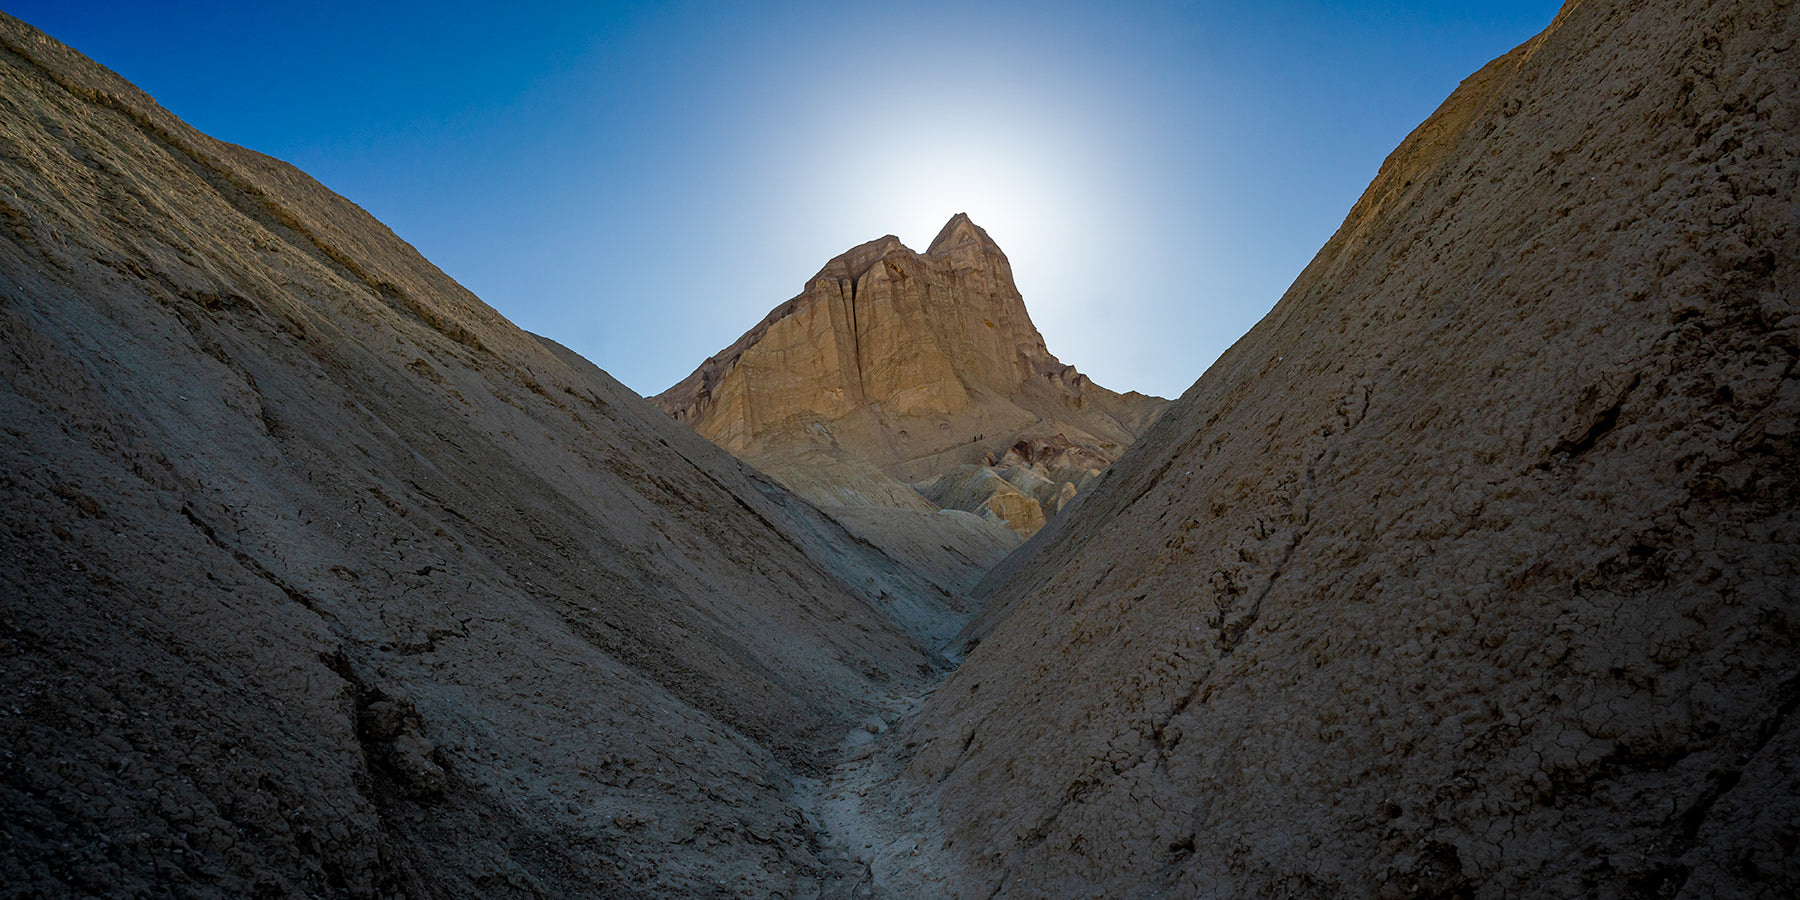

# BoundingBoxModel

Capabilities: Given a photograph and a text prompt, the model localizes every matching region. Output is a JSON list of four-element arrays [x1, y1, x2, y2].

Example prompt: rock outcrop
[[654, 214, 1168, 545], [877, 0, 1800, 896], [0, 13, 961, 896]]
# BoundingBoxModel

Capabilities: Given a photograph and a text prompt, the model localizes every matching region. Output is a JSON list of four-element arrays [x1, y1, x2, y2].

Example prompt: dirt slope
[[902, 1, 1800, 896], [0, 13, 960, 897]]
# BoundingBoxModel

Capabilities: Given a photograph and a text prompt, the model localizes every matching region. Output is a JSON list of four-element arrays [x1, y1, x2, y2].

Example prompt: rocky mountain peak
[[926, 212, 1003, 259], [654, 215, 1168, 549], [816, 233, 914, 283]]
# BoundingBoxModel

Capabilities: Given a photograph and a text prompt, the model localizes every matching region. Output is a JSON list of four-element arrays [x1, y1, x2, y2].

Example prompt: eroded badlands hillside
[[878, 0, 1798, 896], [6, 0, 1796, 897], [0, 13, 960, 896]]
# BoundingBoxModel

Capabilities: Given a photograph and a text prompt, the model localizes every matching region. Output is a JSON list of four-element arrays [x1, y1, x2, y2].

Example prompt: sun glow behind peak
[[795, 113, 1121, 300], [735, 33, 1148, 377]]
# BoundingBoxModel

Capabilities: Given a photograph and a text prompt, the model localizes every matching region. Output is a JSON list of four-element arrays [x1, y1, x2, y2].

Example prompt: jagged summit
[[818, 233, 913, 281], [926, 212, 1004, 258], [654, 213, 1167, 546]]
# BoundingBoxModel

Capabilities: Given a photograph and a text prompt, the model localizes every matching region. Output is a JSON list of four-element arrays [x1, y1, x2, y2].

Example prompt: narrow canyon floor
[[800, 678, 957, 900]]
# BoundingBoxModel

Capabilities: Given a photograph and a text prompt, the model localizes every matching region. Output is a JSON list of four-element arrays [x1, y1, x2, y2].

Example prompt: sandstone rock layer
[[902, 1, 1800, 896], [654, 214, 1168, 540]]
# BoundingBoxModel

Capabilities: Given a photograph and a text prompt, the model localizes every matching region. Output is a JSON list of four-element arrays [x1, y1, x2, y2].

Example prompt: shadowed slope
[[901, 1, 1800, 896], [0, 13, 953, 897]]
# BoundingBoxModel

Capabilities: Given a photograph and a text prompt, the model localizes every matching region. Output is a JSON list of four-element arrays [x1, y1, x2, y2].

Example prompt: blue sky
[[11, 2, 1563, 400]]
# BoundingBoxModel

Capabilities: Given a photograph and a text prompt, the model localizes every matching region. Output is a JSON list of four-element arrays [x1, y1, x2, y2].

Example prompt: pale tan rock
[[900, 1, 1800, 897], [654, 214, 1168, 539], [914, 466, 1048, 537]]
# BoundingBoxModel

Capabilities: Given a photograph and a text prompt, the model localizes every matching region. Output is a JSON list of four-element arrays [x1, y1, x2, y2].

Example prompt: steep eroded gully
[[798, 676, 958, 900], [740, 551, 974, 900]]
